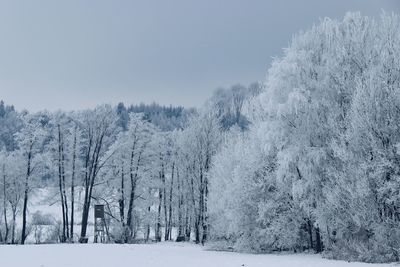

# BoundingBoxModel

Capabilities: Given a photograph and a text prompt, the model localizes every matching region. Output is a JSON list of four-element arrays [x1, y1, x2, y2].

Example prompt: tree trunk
[[201, 155, 211, 244], [79, 135, 92, 242], [80, 131, 105, 242], [155, 187, 162, 242], [21, 143, 32, 245], [119, 165, 125, 231], [126, 178, 137, 242], [126, 147, 142, 242], [167, 163, 174, 241], [145, 202, 151, 243], [194, 216, 200, 244], [315, 226, 323, 253], [190, 170, 198, 243], [163, 165, 168, 241], [80, 200, 90, 243], [198, 167, 204, 244], [201, 180, 208, 245], [11, 206, 16, 244], [307, 219, 314, 250], [80, 167, 94, 241], [177, 167, 184, 239], [145, 188, 151, 243], [2, 164, 9, 243], [185, 200, 191, 241], [58, 125, 67, 242], [61, 138, 69, 241], [70, 127, 77, 241]]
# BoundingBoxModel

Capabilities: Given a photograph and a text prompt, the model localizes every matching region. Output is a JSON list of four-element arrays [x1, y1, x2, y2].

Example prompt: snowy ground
[[0, 242, 396, 267]]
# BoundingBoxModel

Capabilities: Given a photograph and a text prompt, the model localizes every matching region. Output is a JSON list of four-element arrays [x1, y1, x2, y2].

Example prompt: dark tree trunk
[[11, 206, 16, 244], [79, 134, 92, 242], [307, 219, 314, 250], [119, 165, 125, 230], [2, 164, 9, 243], [194, 216, 200, 244], [61, 137, 69, 240], [167, 163, 174, 241], [57, 124, 70, 242], [184, 200, 191, 241], [190, 169, 198, 243], [80, 131, 105, 242], [58, 125, 66, 242], [126, 181, 136, 242], [145, 187, 151, 243], [315, 227, 323, 253], [145, 202, 151, 242], [70, 127, 77, 241], [201, 155, 211, 244], [163, 165, 168, 241], [21, 143, 32, 245], [198, 166, 204, 245], [196, 186, 202, 244], [201, 176, 208, 245], [80, 191, 90, 240], [126, 147, 142, 242], [126, 145, 135, 241], [155, 187, 162, 242], [177, 167, 184, 239]]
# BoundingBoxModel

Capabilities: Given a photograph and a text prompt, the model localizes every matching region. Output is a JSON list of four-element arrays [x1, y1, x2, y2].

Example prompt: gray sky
[[0, 0, 399, 111]]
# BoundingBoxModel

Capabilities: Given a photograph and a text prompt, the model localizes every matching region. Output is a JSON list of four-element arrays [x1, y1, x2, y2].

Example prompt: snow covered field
[[0, 242, 395, 267]]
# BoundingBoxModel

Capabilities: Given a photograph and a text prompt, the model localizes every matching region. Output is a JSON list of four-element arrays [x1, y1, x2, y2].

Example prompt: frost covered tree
[[46, 112, 83, 242], [0, 151, 25, 244], [324, 13, 400, 261], [115, 113, 155, 242], [78, 105, 118, 243], [15, 113, 48, 244], [209, 12, 400, 262], [178, 109, 221, 244]]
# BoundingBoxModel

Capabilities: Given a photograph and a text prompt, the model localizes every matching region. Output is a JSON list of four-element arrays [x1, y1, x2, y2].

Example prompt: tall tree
[[79, 105, 117, 243], [16, 114, 47, 244]]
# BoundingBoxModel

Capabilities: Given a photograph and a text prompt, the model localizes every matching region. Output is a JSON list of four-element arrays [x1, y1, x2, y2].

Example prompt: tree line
[[0, 82, 258, 246]]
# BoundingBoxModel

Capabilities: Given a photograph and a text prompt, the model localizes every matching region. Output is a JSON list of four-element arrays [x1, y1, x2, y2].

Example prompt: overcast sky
[[0, 0, 399, 111]]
